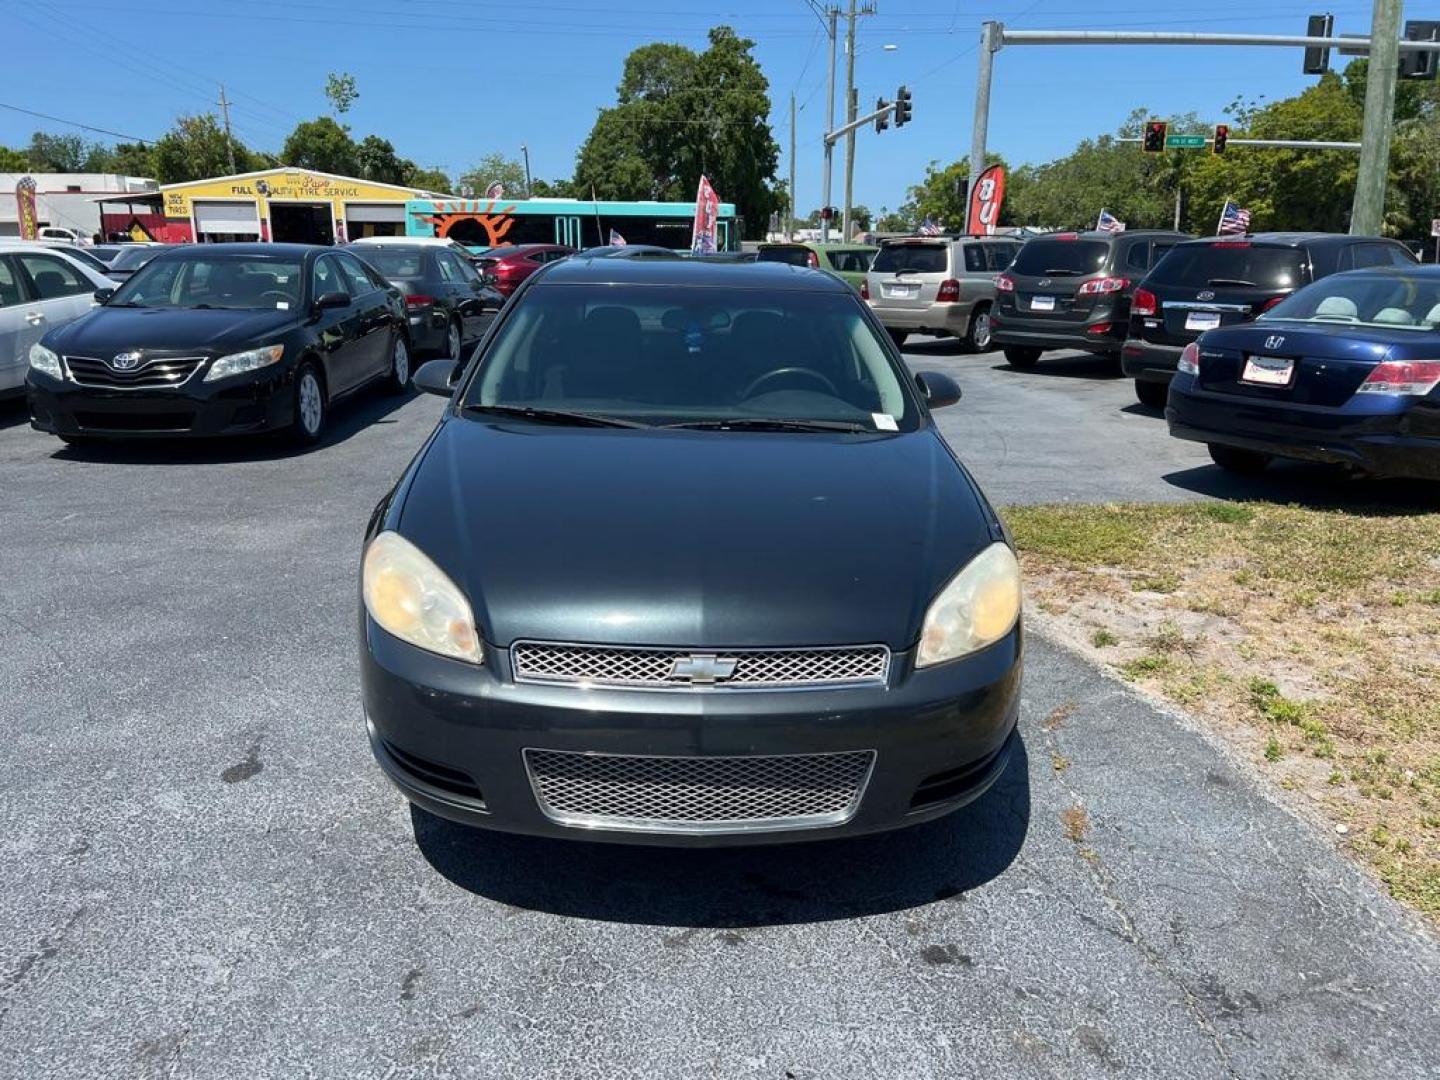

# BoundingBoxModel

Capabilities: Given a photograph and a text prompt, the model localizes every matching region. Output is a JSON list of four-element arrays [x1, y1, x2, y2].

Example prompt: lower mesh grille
[[524, 748, 874, 833]]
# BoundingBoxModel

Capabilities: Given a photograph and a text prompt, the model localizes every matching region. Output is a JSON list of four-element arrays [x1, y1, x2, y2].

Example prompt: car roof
[[0, 242, 98, 259], [349, 236, 456, 246], [1177, 232, 1396, 248], [1024, 230, 1186, 242], [160, 242, 320, 258], [762, 241, 876, 251], [538, 256, 854, 292]]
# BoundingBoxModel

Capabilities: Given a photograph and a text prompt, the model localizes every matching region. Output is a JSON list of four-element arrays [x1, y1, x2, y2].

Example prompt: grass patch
[[1009, 499, 1440, 923]]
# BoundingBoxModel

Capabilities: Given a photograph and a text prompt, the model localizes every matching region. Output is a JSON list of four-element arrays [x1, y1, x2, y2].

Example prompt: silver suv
[[864, 236, 1021, 351]]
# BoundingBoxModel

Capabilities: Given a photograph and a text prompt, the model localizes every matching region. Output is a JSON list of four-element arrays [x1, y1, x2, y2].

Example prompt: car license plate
[[882, 283, 918, 299], [1031, 295, 1055, 312], [1241, 354, 1295, 386], [1185, 311, 1222, 331]]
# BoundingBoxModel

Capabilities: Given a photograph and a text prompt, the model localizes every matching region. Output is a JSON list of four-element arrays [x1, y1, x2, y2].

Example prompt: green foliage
[[898, 154, 1002, 231], [461, 153, 528, 197], [152, 114, 261, 183], [0, 145, 31, 170], [529, 177, 577, 198], [355, 135, 406, 183], [325, 72, 359, 116], [282, 117, 359, 176], [573, 26, 782, 239], [402, 164, 452, 193]]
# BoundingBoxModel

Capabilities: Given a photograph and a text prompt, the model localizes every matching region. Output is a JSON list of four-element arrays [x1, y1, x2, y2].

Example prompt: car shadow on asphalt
[[0, 398, 30, 429], [1164, 462, 1440, 509], [988, 354, 1121, 380], [411, 737, 1031, 928], [39, 385, 422, 465], [900, 337, 968, 357]]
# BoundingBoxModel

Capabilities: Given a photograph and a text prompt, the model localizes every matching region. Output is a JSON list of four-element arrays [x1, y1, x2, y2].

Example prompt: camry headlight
[[29, 343, 63, 380], [204, 344, 284, 382], [916, 542, 1022, 668], [363, 531, 482, 663]]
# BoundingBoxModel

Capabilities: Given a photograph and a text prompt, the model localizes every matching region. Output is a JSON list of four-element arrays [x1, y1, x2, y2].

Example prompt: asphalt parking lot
[[1, 359, 1437, 1079]]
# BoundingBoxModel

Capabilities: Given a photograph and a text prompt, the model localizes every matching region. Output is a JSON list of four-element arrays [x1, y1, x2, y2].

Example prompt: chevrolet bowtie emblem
[[668, 653, 739, 685]]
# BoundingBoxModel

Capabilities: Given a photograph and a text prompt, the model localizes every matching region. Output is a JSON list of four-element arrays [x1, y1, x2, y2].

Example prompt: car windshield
[[1010, 239, 1109, 276], [360, 249, 426, 279], [465, 284, 918, 430], [872, 243, 946, 274], [1148, 243, 1306, 288], [758, 247, 814, 267], [109, 246, 166, 271], [1260, 270, 1440, 331], [112, 255, 305, 310]]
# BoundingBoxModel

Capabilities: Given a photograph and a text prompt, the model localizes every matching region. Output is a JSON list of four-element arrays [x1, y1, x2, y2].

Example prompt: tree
[[530, 177, 577, 198], [281, 117, 358, 175], [573, 26, 782, 239], [875, 209, 908, 232], [402, 163, 453, 193], [0, 145, 30, 170], [108, 142, 156, 177], [356, 135, 406, 183], [460, 152, 528, 196], [151, 114, 258, 183], [26, 132, 94, 172], [325, 72, 359, 116], [898, 153, 1009, 230]]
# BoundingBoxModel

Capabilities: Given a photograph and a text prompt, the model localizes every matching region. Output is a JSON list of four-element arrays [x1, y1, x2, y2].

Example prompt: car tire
[[385, 333, 412, 395], [290, 361, 327, 445], [1208, 444, 1270, 475], [1134, 380, 1168, 409], [1004, 346, 1041, 368], [442, 319, 462, 364], [887, 328, 908, 349], [966, 304, 993, 352]]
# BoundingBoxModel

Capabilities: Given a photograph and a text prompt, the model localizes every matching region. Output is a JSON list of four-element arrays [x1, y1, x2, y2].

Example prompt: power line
[[0, 101, 155, 144]]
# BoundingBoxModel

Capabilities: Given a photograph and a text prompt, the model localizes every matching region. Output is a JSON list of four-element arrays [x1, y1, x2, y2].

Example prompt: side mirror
[[314, 291, 351, 311], [469, 278, 484, 291], [93, 287, 115, 305], [915, 370, 962, 409], [413, 358, 460, 397]]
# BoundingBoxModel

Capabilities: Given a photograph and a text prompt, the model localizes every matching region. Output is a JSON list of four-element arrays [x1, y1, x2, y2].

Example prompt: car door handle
[[25, 311, 45, 325]]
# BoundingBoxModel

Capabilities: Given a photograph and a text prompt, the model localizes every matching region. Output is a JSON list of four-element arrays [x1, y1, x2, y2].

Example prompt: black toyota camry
[[360, 258, 1024, 846], [27, 243, 410, 445]]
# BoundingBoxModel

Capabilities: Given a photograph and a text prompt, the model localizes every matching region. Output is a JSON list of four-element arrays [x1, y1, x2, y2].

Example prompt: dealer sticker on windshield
[[872, 413, 898, 431], [1241, 354, 1295, 386], [1185, 311, 1222, 331]]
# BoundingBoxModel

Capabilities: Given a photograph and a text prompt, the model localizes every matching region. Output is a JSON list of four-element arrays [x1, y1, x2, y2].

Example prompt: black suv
[[990, 229, 1187, 368], [1123, 232, 1418, 407]]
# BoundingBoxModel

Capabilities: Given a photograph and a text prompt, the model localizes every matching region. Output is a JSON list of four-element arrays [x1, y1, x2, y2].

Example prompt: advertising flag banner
[[966, 164, 1005, 236], [15, 176, 39, 241], [485, 181, 505, 199], [691, 174, 720, 254]]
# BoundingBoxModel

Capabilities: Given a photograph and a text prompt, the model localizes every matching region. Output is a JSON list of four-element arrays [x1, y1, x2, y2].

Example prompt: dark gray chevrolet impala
[[360, 257, 1023, 845]]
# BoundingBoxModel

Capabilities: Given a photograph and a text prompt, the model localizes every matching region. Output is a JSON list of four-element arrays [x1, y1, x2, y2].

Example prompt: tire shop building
[[95, 167, 452, 245]]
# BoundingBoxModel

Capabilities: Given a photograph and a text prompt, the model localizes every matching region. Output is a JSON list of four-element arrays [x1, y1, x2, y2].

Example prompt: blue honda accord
[[1167, 266, 1440, 479]]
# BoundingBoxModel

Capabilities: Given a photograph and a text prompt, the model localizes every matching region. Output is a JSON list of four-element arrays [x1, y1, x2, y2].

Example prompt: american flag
[[1096, 208, 1126, 234], [1217, 200, 1252, 235], [608, 228, 627, 246], [918, 216, 942, 236]]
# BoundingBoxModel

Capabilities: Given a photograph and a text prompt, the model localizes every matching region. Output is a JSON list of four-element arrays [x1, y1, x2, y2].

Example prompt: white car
[[37, 227, 91, 246], [0, 243, 114, 398]]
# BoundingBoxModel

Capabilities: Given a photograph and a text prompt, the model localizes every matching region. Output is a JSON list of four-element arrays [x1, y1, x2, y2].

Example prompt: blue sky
[[3, 0, 1379, 212]]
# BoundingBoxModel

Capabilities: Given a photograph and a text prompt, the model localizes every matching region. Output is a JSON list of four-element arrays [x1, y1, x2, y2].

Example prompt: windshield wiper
[[663, 417, 871, 433], [1206, 277, 1258, 287], [105, 300, 143, 307], [463, 403, 650, 428]]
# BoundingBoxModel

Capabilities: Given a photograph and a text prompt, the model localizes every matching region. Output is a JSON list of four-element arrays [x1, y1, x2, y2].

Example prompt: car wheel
[[290, 362, 327, 445], [443, 319, 462, 364], [1208, 444, 1270, 475], [966, 305, 993, 352], [887, 328, 907, 349], [1135, 380, 1168, 409], [385, 333, 412, 395], [1004, 346, 1041, 368]]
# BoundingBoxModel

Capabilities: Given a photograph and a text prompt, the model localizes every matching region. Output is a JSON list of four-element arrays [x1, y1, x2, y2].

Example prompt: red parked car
[[475, 244, 574, 296]]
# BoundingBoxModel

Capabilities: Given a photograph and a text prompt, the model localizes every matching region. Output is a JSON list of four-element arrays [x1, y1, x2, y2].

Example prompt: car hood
[[47, 306, 297, 355], [396, 418, 997, 650]]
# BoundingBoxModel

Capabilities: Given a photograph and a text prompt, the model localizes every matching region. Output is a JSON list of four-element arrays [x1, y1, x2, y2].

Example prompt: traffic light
[[1302, 14, 1333, 75], [819, 206, 834, 221], [1400, 21, 1440, 80], [875, 96, 890, 134], [1142, 120, 1167, 154], [894, 84, 912, 127], [1212, 124, 1229, 155]]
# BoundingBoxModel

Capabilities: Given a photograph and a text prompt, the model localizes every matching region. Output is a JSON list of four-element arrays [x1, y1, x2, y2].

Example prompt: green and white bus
[[403, 196, 740, 251]]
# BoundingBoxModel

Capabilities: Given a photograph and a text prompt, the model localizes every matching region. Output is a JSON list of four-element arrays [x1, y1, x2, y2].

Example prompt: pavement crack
[[0, 905, 87, 1028]]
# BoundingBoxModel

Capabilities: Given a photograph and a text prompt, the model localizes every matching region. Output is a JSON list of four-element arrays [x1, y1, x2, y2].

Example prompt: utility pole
[[216, 85, 236, 175], [841, 0, 859, 241], [821, 5, 838, 241], [789, 92, 797, 240], [966, 22, 1001, 235], [521, 144, 532, 197], [1351, 0, 1403, 234]]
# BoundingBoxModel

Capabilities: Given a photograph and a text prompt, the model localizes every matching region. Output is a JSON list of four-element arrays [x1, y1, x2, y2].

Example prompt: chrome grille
[[510, 642, 889, 690], [65, 354, 206, 390], [524, 748, 875, 833]]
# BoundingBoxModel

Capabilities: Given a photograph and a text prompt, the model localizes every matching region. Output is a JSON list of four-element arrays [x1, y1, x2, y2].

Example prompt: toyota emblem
[[110, 351, 142, 371]]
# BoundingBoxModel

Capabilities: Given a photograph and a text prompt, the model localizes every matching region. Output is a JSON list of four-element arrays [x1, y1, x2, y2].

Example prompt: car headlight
[[916, 542, 1022, 668], [29, 343, 63, 380], [362, 531, 482, 663], [203, 344, 284, 382]]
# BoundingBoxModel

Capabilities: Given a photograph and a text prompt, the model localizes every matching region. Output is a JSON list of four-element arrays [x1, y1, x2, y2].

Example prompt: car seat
[[1313, 295, 1358, 319], [31, 270, 69, 299], [1371, 307, 1416, 325]]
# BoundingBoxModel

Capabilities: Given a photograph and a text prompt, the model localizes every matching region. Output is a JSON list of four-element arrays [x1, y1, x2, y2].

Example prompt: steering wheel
[[741, 367, 838, 399], [258, 290, 294, 307]]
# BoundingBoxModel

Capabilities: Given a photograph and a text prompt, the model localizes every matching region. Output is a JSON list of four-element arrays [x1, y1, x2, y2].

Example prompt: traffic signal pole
[[963, 22, 1440, 234], [821, 6, 838, 242]]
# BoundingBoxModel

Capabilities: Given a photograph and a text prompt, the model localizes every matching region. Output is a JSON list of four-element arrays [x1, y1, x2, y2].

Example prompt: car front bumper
[[1167, 376, 1440, 480], [1121, 340, 1182, 383], [362, 620, 1023, 846], [27, 364, 296, 439], [867, 300, 972, 336]]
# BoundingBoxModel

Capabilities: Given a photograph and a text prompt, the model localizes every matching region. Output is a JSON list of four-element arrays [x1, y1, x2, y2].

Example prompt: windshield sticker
[[872, 413, 898, 431], [275, 301, 289, 309]]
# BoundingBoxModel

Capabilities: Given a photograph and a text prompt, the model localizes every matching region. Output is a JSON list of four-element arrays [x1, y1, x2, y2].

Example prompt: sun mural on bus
[[413, 199, 519, 247]]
